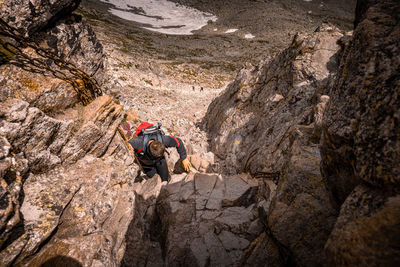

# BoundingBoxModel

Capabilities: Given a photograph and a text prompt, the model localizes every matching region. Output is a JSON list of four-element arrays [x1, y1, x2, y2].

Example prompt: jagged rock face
[[35, 14, 105, 84], [18, 153, 136, 267], [0, 95, 137, 266], [1, 1, 132, 266], [0, 98, 72, 173], [121, 172, 281, 267], [0, 95, 123, 173], [203, 25, 342, 176], [321, 0, 400, 206], [203, 25, 341, 266], [0, 137, 28, 263], [321, 0, 400, 265], [1, 0, 104, 115], [0, 15, 104, 114], [1, 0, 81, 36]]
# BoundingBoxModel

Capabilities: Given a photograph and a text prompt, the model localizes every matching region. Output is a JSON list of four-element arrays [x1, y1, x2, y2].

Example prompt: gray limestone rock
[[9, 154, 137, 267], [0, 141, 27, 259], [203, 24, 343, 176], [0, 98, 72, 172], [0, 1, 133, 266], [35, 14, 105, 85], [0, 95, 123, 173], [61, 95, 124, 164]]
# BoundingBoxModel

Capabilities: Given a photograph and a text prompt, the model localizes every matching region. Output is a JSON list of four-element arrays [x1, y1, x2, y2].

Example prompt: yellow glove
[[182, 158, 192, 172]]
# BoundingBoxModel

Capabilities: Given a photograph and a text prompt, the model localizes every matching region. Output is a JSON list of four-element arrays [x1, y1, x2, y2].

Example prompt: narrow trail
[[96, 27, 232, 157]]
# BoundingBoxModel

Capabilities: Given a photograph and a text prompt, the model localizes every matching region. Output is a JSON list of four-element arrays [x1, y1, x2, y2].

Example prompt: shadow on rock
[[39, 255, 82, 267]]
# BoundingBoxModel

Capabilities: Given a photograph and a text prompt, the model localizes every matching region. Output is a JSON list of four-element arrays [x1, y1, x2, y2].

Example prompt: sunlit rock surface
[[0, 3, 104, 115], [203, 24, 341, 266], [0, 95, 136, 266]]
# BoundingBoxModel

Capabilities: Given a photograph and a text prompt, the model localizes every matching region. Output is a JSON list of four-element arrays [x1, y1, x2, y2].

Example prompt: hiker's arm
[[163, 136, 187, 160], [128, 138, 141, 151]]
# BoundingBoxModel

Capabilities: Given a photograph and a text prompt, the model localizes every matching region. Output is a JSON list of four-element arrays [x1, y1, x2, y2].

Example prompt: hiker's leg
[[156, 158, 170, 182], [143, 165, 157, 178]]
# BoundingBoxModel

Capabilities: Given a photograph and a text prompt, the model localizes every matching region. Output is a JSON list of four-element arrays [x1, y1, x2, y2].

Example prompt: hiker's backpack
[[136, 122, 165, 153]]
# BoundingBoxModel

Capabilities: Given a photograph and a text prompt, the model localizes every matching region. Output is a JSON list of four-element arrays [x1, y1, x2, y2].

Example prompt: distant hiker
[[200, 86, 204, 92], [192, 85, 195, 91], [129, 122, 192, 182]]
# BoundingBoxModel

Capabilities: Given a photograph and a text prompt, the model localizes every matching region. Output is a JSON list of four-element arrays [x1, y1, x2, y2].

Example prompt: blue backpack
[[139, 122, 165, 153]]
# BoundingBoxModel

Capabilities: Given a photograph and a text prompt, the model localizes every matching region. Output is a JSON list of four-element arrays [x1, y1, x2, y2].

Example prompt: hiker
[[129, 122, 192, 182]]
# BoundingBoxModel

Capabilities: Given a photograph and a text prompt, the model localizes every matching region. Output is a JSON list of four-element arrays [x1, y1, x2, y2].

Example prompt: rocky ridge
[[0, 94, 136, 266], [202, 23, 342, 266], [202, 0, 400, 266], [0, 1, 137, 266]]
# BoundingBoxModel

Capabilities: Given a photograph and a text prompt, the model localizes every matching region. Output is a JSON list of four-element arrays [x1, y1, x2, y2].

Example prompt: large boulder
[[203, 24, 341, 266], [324, 184, 400, 266], [321, 0, 400, 265]]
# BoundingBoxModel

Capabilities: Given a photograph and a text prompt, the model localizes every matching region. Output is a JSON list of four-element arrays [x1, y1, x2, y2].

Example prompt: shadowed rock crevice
[[121, 177, 165, 267], [121, 172, 273, 266], [39, 255, 83, 267]]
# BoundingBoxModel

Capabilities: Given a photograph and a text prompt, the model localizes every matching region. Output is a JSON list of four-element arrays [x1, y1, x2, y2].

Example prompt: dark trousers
[[142, 158, 170, 182]]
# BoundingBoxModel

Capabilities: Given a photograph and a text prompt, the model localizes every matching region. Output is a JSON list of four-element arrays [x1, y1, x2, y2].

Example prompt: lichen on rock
[[321, 0, 400, 265]]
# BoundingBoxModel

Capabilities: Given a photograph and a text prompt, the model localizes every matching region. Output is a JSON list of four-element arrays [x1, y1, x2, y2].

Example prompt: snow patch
[[100, 0, 217, 35], [225, 29, 238, 33], [244, 33, 255, 39]]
